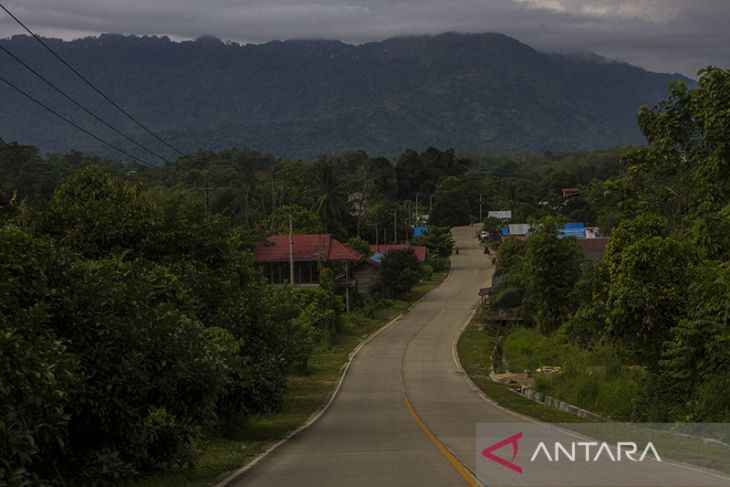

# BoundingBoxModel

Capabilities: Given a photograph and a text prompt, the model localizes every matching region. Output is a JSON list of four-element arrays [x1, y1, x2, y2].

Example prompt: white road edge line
[[215, 266, 453, 487]]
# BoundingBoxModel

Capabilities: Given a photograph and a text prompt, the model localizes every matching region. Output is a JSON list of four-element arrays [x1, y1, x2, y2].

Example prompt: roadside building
[[501, 223, 531, 240], [253, 233, 362, 310]]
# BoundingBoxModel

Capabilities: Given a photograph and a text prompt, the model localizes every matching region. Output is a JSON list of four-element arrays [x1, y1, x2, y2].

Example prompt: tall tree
[[522, 217, 583, 334], [429, 176, 471, 226], [311, 160, 350, 235]]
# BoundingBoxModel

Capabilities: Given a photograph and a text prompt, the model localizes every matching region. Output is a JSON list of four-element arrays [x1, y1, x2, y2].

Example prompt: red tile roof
[[369, 244, 428, 263], [253, 234, 361, 262]]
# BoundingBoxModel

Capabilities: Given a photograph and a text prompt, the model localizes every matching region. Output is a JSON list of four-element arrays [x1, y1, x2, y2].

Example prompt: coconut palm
[[311, 160, 349, 234]]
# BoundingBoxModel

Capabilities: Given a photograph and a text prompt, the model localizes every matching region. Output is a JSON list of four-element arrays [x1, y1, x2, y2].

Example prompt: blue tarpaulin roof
[[413, 226, 428, 238], [560, 223, 586, 239]]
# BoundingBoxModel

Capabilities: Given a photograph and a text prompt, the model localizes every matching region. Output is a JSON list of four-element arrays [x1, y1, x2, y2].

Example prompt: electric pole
[[394, 209, 397, 243], [479, 194, 483, 223], [289, 214, 295, 285]]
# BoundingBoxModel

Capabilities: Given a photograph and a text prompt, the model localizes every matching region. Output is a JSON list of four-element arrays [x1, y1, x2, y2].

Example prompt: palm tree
[[311, 160, 349, 233]]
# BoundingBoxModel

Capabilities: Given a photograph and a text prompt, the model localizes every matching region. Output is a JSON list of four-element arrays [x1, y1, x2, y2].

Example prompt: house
[[577, 237, 610, 261], [585, 226, 601, 239], [254, 234, 362, 285], [501, 223, 531, 240], [253, 234, 362, 310], [369, 244, 428, 263]]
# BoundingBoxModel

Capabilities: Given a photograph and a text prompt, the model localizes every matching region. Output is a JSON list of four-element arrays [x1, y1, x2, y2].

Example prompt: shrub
[[0, 226, 78, 485], [380, 249, 421, 298]]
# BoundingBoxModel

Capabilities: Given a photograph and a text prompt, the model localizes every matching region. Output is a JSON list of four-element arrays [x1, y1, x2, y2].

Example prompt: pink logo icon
[[482, 432, 523, 474]]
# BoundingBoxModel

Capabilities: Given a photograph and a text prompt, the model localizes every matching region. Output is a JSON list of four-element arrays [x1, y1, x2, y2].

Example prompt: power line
[[0, 2, 185, 158], [0, 74, 160, 170], [0, 44, 172, 164]]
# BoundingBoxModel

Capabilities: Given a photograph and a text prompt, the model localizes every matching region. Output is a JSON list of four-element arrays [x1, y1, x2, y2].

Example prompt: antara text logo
[[481, 432, 661, 474]]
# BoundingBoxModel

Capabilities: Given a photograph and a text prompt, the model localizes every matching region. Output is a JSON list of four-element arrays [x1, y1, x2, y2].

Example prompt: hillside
[[0, 32, 692, 160]]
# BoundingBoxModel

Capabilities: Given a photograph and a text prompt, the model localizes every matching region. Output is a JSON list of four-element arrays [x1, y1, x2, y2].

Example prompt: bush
[[380, 249, 421, 298], [0, 226, 240, 483], [58, 260, 234, 478], [414, 226, 455, 258], [0, 226, 78, 485], [426, 254, 446, 272], [419, 263, 433, 281], [288, 286, 342, 369]]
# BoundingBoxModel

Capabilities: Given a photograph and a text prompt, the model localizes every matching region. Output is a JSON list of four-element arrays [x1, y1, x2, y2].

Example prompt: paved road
[[230, 226, 492, 486], [229, 226, 730, 487]]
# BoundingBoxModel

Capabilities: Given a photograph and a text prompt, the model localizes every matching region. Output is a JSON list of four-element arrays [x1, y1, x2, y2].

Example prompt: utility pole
[[375, 223, 379, 253], [415, 193, 419, 225], [289, 214, 295, 285], [197, 183, 232, 219], [429, 194, 433, 216], [479, 194, 483, 224], [394, 209, 397, 243], [200, 186, 213, 219]]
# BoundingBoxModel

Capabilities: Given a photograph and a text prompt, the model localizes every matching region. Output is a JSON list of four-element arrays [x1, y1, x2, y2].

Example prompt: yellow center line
[[399, 312, 484, 487]]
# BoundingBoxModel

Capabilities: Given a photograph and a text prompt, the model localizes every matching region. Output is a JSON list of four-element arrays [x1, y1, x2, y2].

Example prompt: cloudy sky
[[1, 0, 728, 77]]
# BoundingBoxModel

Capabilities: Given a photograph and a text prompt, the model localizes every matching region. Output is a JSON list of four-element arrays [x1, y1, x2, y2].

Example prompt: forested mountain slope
[[0, 32, 692, 159]]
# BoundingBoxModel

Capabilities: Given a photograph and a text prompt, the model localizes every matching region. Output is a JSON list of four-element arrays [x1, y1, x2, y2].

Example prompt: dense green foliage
[[380, 249, 422, 298], [0, 165, 345, 484], [490, 67, 730, 422], [0, 33, 690, 159], [430, 176, 471, 226], [489, 218, 584, 331]]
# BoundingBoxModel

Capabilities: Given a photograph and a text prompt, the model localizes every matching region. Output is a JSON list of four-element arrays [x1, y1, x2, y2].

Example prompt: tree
[[414, 226, 455, 258], [311, 160, 350, 235], [27, 165, 153, 258], [346, 236, 370, 260], [395, 149, 429, 200], [521, 218, 583, 334], [260, 204, 324, 234], [429, 176, 471, 226], [380, 249, 421, 298], [605, 234, 691, 368], [0, 226, 77, 485]]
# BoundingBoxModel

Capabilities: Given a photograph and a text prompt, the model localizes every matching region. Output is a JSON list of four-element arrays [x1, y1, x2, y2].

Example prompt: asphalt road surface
[[228, 226, 730, 487]]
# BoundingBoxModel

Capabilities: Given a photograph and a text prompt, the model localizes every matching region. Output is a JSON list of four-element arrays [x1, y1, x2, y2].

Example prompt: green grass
[[134, 267, 449, 487], [457, 320, 586, 423], [503, 327, 645, 420], [458, 319, 730, 476]]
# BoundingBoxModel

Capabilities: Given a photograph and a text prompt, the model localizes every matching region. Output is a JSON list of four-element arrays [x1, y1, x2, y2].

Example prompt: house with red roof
[[253, 234, 361, 284], [253, 234, 362, 310]]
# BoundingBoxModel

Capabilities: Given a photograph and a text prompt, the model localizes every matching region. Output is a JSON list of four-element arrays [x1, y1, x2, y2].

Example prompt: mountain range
[[0, 32, 693, 160]]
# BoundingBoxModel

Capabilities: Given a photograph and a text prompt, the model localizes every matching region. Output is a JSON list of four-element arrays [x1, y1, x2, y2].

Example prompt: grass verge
[[457, 317, 730, 476], [134, 266, 449, 487], [456, 318, 585, 423]]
